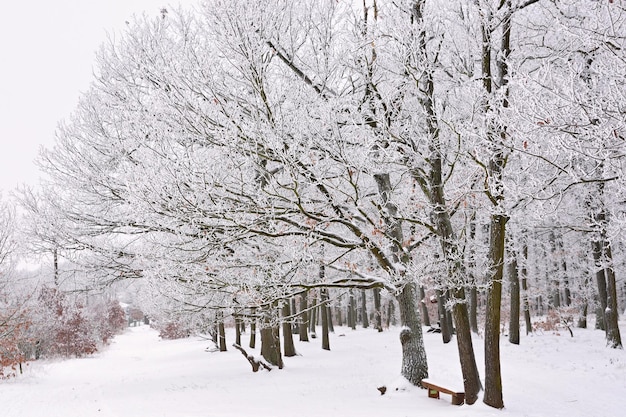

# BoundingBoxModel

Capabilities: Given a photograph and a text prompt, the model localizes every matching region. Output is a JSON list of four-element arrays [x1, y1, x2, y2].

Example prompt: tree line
[[1, 0, 624, 408]]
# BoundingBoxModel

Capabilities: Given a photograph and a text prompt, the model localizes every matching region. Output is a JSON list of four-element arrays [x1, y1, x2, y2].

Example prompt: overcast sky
[[0, 0, 195, 194]]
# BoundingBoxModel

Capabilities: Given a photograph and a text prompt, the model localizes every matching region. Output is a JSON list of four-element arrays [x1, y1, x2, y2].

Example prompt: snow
[[2, 321, 625, 417]]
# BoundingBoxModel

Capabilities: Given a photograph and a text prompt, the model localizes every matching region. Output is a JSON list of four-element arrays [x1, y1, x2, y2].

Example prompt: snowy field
[[2, 321, 625, 417]]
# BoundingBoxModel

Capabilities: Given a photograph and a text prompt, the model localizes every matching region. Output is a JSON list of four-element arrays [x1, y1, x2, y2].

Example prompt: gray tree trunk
[[373, 288, 383, 332], [602, 243, 622, 348], [299, 294, 309, 342], [218, 318, 227, 352], [321, 288, 330, 351], [348, 290, 356, 330], [396, 282, 429, 385], [282, 302, 296, 357], [260, 310, 283, 368], [521, 243, 532, 335], [508, 252, 520, 345], [419, 286, 431, 328], [361, 290, 369, 328]]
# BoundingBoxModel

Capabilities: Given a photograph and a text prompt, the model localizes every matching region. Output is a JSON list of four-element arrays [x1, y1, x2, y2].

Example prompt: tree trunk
[[417, 286, 430, 328], [235, 315, 242, 347], [321, 289, 330, 351], [508, 252, 520, 345], [451, 287, 481, 404], [592, 240, 608, 331], [436, 289, 452, 344], [218, 319, 227, 352], [396, 281, 428, 385], [361, 290, 369, 328], [602, 243, 622, 348], [282, 301, 296, 357], [299, 294, 309, 342], [348, 290, 356, 330], [260, 310, 283, 369], [327, 303, 335, 333], [468, 220, 479, 334], [521, 240, 532, 335], [469, 288, 479, 334], [484, 213, 507, 409], [309, 291, 318, 336], [291, 298, 298, 334], [249, 312, 257, 349], [373, 288, 383, 332]]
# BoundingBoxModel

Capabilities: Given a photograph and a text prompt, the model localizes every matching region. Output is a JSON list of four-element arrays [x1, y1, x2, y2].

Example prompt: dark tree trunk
[[309, 292, 318, 336], [508, 252, 520, 345], [291, 298, 299, 334], [468, 220, 479, 334], [361, 290, 369, 328], [373, 288, 383, 331], [521, 240, 532, 335], [451, 287, 481, 404], [260, 311, 283, 369], [602, 243, 622, 348], [218, 319, 227, 352], [418, 286, 430, 328], [549, 232, 561, 310], [299, 294, 309, 342], [235, 315, 242, 346], [436, 289, 452, 344], [321, 289, 330, 351], [348, 290, 356, 330], [282, 302, 296, 357], [559, 240, 572, 307], [327, 302, 334, 333], [484, 213, 507, 409], [260, 326, 283, 369], [248, 307, 257, 349], [593, 240, 608, 331], [469, 287, 479, 334]]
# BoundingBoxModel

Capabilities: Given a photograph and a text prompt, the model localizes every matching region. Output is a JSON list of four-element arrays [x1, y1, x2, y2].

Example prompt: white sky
[[0, 0, 196, 194]]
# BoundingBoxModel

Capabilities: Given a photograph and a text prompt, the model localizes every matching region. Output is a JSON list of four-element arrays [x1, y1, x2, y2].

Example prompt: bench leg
[[428, 389, 440, 399], [451, 393, 465, 406]]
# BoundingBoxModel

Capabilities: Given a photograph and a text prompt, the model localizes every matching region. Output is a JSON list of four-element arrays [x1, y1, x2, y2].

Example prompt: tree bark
[[602, 243, 622, 348], [247, 307, 257, 348], [592, 239, 608, 331], [484, 213, 507, 409], [218, 318, 227, 352], [373, 288, 383, 332], [396, 282, 429, 385], [348, 289, 356, 330], [235, 315, 242, 347], [436, 289, 452, 344], [419, 285, 431, 328], [521, 240, 532, 335], [299, 294, 309, 342], [321, 288, 330, 351], [309, 291, 318, 336], [361, 290, 369, 328], [260, 310, 283, 369], [508, 252, 520, 345], [282, 301, 296, 357]]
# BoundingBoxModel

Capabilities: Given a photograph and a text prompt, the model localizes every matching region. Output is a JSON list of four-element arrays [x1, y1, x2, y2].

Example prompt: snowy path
[[1, 324, 625, 417]]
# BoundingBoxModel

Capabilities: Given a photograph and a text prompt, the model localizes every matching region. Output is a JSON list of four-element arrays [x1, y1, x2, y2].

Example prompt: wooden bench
[[421, 379, 465, 405]]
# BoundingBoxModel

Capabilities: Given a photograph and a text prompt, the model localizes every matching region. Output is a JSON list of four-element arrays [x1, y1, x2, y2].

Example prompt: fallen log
[[232, 343, 273, 372]]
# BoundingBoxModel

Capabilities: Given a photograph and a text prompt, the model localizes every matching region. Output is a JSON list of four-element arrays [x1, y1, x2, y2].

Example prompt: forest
[[1, 0, 625, 410]]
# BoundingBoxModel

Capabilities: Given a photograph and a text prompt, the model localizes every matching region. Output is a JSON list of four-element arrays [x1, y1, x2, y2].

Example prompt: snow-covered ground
[[2, 321, 625, 417]]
